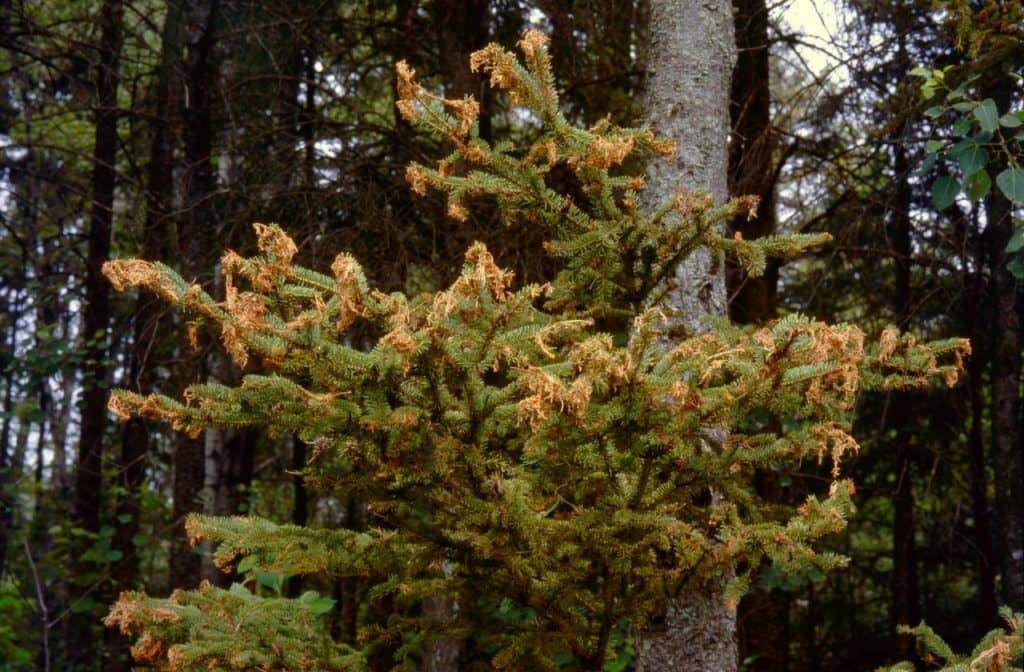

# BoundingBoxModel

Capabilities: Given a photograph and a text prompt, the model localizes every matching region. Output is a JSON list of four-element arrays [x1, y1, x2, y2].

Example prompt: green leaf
[[956, 143, 988, 177], [924, 139, 944, 153], [1007, 255, 1024, 279], [996, 167, 1024, 202], [236, 555, 258, 573], [966, 171, 991, 201], [117, 513, 132, 523], [974, 98, 999, 133], [299, 592, 337, 615], [255, 571, 285, 594], [1006, 226, 1024, 253], [952, 116, 972, 135], [909, 66, 931, 77], [915, 153, 938, 177], [952, 102, 975, 113], [924, 106, 943, 118], [931, 175, 959, 210], [1000, 113, 1023, 128]]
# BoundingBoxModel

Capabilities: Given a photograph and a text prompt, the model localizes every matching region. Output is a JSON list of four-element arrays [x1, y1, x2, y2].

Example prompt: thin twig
[[23, 539, 50, 672]]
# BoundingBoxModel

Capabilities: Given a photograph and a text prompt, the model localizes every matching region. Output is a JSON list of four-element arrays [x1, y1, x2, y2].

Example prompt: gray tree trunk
[[636, 1, 737, 670], [642, 0, 733, 334]]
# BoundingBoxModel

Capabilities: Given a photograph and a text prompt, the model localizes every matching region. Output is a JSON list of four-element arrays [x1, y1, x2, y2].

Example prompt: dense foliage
[[100, 35, 966, 670]]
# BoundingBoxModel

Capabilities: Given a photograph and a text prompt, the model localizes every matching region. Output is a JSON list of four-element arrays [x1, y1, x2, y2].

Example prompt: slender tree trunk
[[727, 0, 777, 324], [0, 302, 15, 579], [728, 2, 790, 668], [202, 428, 255, 586], [169, 0, 220, 590], [965, 275, 997, 629], [69, 0, 124, 665], [888, 102, 920, 662], [74, 0, 124, 537], [285, 436, 309, 599], [111, 0, 185, 610], [987, 188, 1024, 607], [109, 4, 184, 648], [437, 0, 492, 142], [982, 74, 1024, 607], [635, 1, 737, 669]]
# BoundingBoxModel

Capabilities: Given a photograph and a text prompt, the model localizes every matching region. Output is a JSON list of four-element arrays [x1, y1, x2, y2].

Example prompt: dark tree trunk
[[727, 0, 777, 325], [107, 9, 185, 671], [203, 428, 256, 586], [728, 2, 789, 668], [0, 303, 15, 579], [170, 0, 221, 590], [69, 0, 124, 665], [74, 0, 123, 541], [292, 437, 308, 528], [964, 274, 998, 630], [285, 436, 309, 599], [981, 73, 1024, 607], [886, 86, 921, 662], [437, 0, 492, 142], [987, 187, 1024, 607]]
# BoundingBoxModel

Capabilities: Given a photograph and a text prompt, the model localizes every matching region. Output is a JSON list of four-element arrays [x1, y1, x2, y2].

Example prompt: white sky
[[780, 0, 847, 80]]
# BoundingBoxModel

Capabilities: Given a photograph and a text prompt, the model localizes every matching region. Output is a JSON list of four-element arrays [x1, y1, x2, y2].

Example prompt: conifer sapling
[[103, 31, 969, 671]]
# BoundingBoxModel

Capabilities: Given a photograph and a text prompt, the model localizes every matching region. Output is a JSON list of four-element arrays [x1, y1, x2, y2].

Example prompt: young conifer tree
[[103, 32, 968, 671]]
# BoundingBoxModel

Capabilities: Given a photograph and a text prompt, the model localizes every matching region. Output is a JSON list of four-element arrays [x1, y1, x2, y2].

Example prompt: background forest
[[0, 0, 1022, 670]]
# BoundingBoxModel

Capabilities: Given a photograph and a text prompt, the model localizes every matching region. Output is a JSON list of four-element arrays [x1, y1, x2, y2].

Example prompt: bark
[[727, 0, 777, 324], [292, 437, 308, 527], [635, 1, 737, 669], [0, 303, 15, 579], [170, 0, 220, 590], [984, 75, 1024, 608], [110, 0, 184, 608], [69, 0, 124, 664], [74, 0, 124, 536], [888, 105, 920, 662], [964, 273, 997, 629], [437, 0, 492, 142], [987, 188, 1024, 606], [728, 2, 789, 668], [640, 0, 733, 338], [202, 427, 255, 586]]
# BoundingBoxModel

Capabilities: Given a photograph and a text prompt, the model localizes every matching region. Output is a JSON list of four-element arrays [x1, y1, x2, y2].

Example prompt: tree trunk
[[437, 0, 492, 142], [983, 74, 1024, 608], [0, 300, 16, 579], [965, 272, 998, 630], [727, 0, 777, 324], [987, 188, 1024, 607], [887, 93, 920, 662], [70, 0, 124, 665], [167, 0, 221, 591], [108, 11, 186, 672], [635, 1, 737, 669], [202, 428, 256, 586], [728, 2, 790, 668], [74, 0, 123, 537]]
